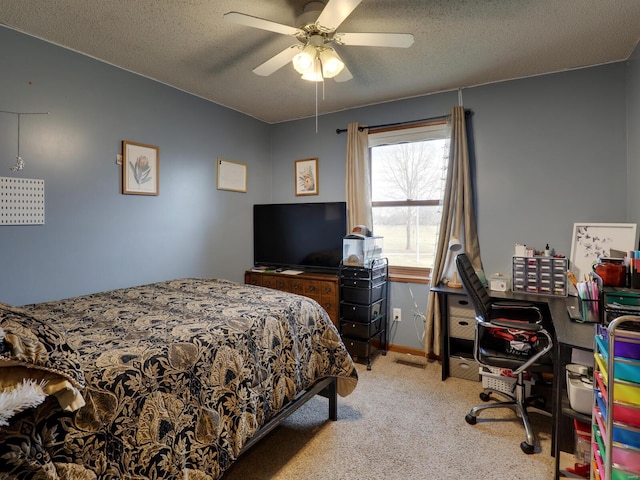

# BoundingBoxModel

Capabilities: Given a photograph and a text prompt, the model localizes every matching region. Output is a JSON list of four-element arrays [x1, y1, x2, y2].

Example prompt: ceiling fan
[[224, 0, 414, 82]]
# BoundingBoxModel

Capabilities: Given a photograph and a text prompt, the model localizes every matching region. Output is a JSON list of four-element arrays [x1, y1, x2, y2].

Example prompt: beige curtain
[[345, 122, 372, 231], [424, 106, 481, 356]]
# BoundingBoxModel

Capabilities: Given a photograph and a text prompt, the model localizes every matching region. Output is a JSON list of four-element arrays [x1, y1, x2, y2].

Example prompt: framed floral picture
[[295, 158, 318, 196], [122, 140, 159, 195]]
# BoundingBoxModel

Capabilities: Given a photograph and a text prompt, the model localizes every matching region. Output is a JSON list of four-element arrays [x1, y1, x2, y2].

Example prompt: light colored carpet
[[223, 353, 556, 480]]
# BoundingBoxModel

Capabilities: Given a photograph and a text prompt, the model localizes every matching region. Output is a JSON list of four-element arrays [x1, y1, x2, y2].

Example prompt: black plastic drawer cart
[[338, 258, 388, 370]]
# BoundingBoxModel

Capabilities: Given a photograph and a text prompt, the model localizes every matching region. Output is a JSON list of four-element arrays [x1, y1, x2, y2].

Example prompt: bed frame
[[238, 377, 337, 455]]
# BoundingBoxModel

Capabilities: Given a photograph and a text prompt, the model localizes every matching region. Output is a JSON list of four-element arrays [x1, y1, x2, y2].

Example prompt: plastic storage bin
[[595, 388, 640, 428], [594, 408, 640, 471], [594, 405, 640, 449], [342, 236, 383, 267], [480, 366, 533, 396], [340, 298, 383, 322], [597, 324, 640, 360], [511, 256, 568, 296], [595, 335, 640, 383], [340, 316, 383, 338], [340, 262, 386, 281], [340, 281, 385, 304], [595, 354, 640, 406], [566, 367, 593, 414]]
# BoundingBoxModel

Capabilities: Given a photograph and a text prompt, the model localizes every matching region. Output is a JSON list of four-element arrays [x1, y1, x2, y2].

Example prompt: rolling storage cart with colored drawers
[[592, 316, 640, 480], [338, 258, 388, 370]]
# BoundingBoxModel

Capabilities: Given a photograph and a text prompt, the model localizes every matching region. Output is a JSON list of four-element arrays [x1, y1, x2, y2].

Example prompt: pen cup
[[578, 298, 601, 323]]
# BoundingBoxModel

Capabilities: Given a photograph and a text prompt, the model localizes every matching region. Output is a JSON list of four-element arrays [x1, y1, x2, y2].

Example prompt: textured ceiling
[[1, 0, 639, 123]]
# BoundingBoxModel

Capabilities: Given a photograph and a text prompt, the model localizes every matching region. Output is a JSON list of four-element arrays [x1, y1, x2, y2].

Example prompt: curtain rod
[[335, 109, 471, 134]]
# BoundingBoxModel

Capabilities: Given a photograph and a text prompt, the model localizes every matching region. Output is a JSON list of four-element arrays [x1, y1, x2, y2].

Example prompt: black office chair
[[455, 253, 554, 454]]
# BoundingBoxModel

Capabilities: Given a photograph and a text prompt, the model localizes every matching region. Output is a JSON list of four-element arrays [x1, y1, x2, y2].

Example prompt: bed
[[0, 278, 358, 479]]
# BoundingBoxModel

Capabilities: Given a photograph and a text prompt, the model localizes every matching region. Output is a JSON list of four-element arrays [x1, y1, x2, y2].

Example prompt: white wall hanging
[[0, 176, 45, 225]]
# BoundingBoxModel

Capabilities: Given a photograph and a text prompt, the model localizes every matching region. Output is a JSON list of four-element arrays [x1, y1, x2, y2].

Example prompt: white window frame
[[368, 120, 450, 282]]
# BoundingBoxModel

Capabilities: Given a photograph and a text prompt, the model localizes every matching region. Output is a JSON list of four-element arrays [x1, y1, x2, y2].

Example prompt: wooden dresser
[[244, 270, 339, 326]]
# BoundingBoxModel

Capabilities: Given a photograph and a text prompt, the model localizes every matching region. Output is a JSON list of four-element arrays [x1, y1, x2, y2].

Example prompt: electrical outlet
[[393, 308, 401, 322]]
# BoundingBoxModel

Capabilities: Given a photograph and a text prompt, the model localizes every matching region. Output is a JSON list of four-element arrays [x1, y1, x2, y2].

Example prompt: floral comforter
[[0, 278, 358, 479]]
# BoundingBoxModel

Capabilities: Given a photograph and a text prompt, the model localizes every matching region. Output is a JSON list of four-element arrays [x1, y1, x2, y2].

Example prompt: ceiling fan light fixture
[[293, 43, 318, 74], [301, 58, 324, 81], [318, 48, 344, 78], [225, 2, 416, 86]]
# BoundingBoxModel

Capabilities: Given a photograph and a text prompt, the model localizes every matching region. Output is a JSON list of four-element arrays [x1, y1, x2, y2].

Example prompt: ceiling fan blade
[[316, 0, 363, 31], [253, 45, 301, 76], [334, 65, 353, 82], [224, 12, 302, 36], [335, 32, 414, 48]]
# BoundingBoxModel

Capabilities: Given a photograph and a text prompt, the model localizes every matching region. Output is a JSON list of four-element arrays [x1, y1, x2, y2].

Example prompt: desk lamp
[[448, 236, 463, 288]]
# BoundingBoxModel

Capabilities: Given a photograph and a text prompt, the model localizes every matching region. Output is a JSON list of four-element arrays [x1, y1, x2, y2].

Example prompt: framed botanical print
[[122, 140, 159, 195], [295, 158, 318, 196]]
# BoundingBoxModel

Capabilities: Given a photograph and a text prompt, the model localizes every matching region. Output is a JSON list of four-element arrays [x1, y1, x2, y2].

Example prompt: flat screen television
[[253, 202, 347, 272]]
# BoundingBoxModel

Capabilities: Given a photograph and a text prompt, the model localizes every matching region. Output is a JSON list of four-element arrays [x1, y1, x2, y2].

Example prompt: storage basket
[[449, 355, 480, 382], [481, 366, 533, 397], [448, 316, 475, 340]]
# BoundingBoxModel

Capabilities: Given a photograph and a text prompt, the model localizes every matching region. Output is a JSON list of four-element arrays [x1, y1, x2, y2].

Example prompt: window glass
[[369, 123, 450, 273]]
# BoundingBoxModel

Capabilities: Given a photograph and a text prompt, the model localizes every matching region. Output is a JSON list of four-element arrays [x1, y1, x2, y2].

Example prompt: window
[[369, 120, 450, 281]]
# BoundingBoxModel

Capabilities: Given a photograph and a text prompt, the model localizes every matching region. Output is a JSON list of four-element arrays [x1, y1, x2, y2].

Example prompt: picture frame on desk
[[569, 223, 636, 286]]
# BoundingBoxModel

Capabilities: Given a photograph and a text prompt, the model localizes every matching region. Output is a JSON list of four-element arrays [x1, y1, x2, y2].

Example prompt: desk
[[431, 285, 594, 479]]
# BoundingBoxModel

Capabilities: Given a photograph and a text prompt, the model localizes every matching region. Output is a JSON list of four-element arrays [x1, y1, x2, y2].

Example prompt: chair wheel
[[465, 414, 477, 425], [526, 394, 546, 408], [479, 392, 492, 402], [520, 442, 535, 454]]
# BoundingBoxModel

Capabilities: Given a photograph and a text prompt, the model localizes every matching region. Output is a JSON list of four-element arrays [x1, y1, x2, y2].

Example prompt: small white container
[[566, 366, 593, 414], [489, 273, 510, 292]]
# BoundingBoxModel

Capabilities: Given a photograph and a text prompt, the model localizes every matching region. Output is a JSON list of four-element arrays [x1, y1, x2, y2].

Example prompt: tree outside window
[[370, 122, 450, 279]]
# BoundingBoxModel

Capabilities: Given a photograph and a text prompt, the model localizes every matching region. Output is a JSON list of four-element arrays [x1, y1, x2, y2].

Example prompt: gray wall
[[466, 66, 628, 277], [1, 25, 638, 352], [627, 43, 640, 226], [270, 62, 631, 350], [0, 27, 271, 305]]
